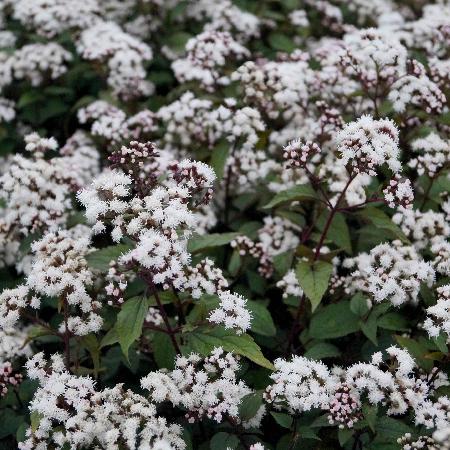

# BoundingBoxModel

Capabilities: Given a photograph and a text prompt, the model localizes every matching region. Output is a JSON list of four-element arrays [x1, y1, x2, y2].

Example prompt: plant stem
[[286, 174, 355, 353], [63, 296, 71, 370], [152, 284, 182, 354]]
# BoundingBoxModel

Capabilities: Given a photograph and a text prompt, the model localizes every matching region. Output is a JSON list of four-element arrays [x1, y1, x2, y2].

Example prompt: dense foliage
[[0, 0, 448, 449]]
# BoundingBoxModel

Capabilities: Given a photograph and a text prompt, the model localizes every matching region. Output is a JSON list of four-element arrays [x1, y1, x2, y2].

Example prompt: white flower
[[209, 291, 252, 334]]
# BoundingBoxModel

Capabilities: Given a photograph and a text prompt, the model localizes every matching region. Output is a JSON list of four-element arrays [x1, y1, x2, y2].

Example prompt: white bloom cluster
[[230, 235, 273, 278], [28, 228, 102, 335], [77, 21, 153, 98], [172, 30, 249, 91], [189, 0, 260, 42], [276, 270, 303, 299], [141, 347, 251, 423], [424, 285, 450, 341], [0, 97, 15, 123], [0, 137, 70, 235], [344, 240, 435, 306], [0, 327, 31, 364], [78, 100, 157, 145], [231, 51, 314, 119], [120, 229, 191, 291], [9, 43, 72, 86], [21, 353, 185, 450], [392, 209, 450, 250], [431, 239, 450, 277], [336, 115, 401, 176], [339, 29, 407, 86], [184, 258, 228, 299], [0, 227, 102, 336], [264, 356, 337, 413], [267, 347, 449, 427], [389, 72, 446, 114], [208, 290, 252, 335], [257, 216, 300, 257], [12, 0, 101, 37], [383, 175, 414, 209], [409, 132, 450, 177]]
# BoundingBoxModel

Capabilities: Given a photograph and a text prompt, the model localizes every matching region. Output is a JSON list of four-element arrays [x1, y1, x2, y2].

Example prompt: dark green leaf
[[310, 301, 360, 339], [247, 300, 276, 337], [295, 260, 333, 311], [86, 244, 133, 271], [263, 184, 317, 209], [188, 232, 239, 253], [115, 297, 150, 360], [210, 432, 239, 450], [270, 412, 293, 429], [186, 326, 274, 370]]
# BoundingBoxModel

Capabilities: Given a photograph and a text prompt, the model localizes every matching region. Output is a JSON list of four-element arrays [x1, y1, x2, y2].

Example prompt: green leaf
[[357, 207, 409, 244], [164, 31, 192, 52], [372, 417, 413, 444], [18, 90, 44, 108], [210, 432, 239, 450], [270, 411, 293, 429], [395, 335, 433, 371], [153, 331, 176, 369], [263, 184, 318, 209], [186, 326, 274, 370], [304, 342, 341, 360], [350, 293, 370, 317], [338, 428, 353, 446], [0, 409, 24, 439], [30, 411, 43, 433], [378, 312, 409, 331], [247, 300, 276, 337], [362, 403, 378, 433], [317, 212, 352, 253], [310, 301, 360, 339], [187, 232, 239, 253], [360, 314, 378, 345], [210, 139, 230, 180], [86, 244, 133, 271], [273, 250, 294, 276], [295, 260, 333, 311], [238, 391, 264, 422], [115, 297, 150, 360], [268, 33, 296, 52], [100, 327, 119, 348], [81, 334, 100, 377]]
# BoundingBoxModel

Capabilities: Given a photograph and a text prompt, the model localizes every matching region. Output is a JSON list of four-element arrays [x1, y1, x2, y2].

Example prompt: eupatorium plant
[[0, 1, 448, 449]]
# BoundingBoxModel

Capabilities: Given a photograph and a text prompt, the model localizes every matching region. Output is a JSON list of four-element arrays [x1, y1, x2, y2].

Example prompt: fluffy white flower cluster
[[424, 285, 450, 341], [21, 353, 185, 450], [172, 30, 249, 91], [12, 0, 101, 37], [208, 290, 252, 334], [77, 21, 153, 98], [0, 227, 101, 336], [231, 51, 314, 119], [257, 216, 300, 257], [0, 136, 73, 262], [78, 100, 157, 145], [393, 209, 450, 250], [266, 347, 449, 426], [383, 175, 414, 209], [141, 347, 252, 423], [336, 115, 400, 176], [184, 258, 229, 299], [8, 43, 72, 86], [409, 132, 450, 177], [264, 356, 337, 412], [276, 270, 303, 299], [344, 240, 435, 306], [0, 137, 98, 270]]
